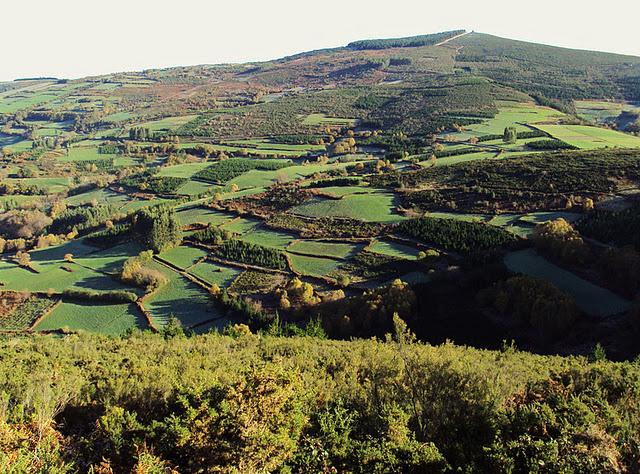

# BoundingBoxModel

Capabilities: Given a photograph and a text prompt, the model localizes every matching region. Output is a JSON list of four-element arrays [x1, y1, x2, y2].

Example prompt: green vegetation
[[536, 124, 640, 149], [504, 249, 630, 317], [398, 217, 517, 253]]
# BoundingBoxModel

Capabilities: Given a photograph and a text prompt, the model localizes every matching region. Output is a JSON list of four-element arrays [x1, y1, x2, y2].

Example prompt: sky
[[3, 0, 640, 81]]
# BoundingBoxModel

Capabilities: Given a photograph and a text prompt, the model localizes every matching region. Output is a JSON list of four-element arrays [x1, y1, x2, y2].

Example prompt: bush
[[62, 288, 138, 303], [120, 251, 168, 291]]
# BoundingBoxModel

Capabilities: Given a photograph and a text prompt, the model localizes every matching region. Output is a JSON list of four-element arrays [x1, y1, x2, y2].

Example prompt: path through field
[[435, 31, 471, 46]]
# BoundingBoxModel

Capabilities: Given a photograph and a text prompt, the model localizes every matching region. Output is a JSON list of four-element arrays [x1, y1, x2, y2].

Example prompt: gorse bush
[[0, 332, 639, 472], [120, 251, 168, 291]]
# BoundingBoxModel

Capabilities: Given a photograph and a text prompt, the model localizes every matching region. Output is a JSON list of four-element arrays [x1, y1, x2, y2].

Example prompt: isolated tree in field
[[503, 127, 517, 144]]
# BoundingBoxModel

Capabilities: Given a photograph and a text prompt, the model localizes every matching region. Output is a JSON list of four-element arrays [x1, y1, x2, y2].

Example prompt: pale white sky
[[3, 0, 640, 81]]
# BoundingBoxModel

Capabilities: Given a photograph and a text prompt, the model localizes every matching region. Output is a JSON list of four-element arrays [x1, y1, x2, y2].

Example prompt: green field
[[367, 240, 421, 260], [504, 249, 630, 317], [291, 192, 405, 223], [536, 124, 640, 149], [158, 245, 208, 269], [287, 253, 342, 277], [144, 262, 223, 329], [303, 113, 356, 126], [58, 146, 116, 162], [455, 102, 565, 139], [177, 207, 233, 227], [188, 261, 242, 288], [237, 226, 297, 249], [157, 162, 212, 178], [287, 240, 363, 259], [139, 115, 197, 132], [34, 301, 145, 335]]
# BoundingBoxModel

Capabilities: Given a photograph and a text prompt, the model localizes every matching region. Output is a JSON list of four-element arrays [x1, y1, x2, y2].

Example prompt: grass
[[58, 146, 116, 162], [157, 162, 212, 178], [237, 226, 297, 250], [177, 207, 233, 227], [291, 192, 405, 223], [287, 240, 363, 259], [423, 212, 490, 222], [287, 253, 342, 277], [144, 262, 222, 329], [176, 180, 219, 196], [4, 177, 71, 194], [226, 139, 326, 152], [536, 124, 640, 149], [367, 240, 421, 260], [303, 113, 356, 126], [35, 301, 145, 335], [504, 249, 630, 317], [221, 217, 263, 234], [188, 261, 242, 288], [158, 246, 208, 270], [452, 102, 565, 139], [138, 115, 197, 132]]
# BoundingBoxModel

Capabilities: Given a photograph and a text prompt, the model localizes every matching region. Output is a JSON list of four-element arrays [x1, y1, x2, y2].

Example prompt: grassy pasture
[[221, 217, 263, 234], [56, 145, 117, 162], [35, 301, 145, 335], [157, 162, 211, 178], [188, 261, 242, 288], [144, 262, 222, 329], [453, 102, 565, 139], [177, 207, 233, 227], [65, 188, 130, 208], [504, 249, 630, 317], [287, 253, 342, 277], [287, 240, 363, 259], [176, 180, 218, 196], [226, 139, 325, 152], [237, 227, 297, 250], [158, 246, 208, 270], [367, 240, 421, 260], [139, 115, 197, 132], [4, 177, 72, 194], [291, 192, 405, 223], [423, 212, 490, 222], [536, 124, 640, 149], [303, 114, 356, 126]]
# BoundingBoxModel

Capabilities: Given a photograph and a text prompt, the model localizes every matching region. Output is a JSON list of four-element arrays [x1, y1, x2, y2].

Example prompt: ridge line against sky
[[3, 0, 640, 82]]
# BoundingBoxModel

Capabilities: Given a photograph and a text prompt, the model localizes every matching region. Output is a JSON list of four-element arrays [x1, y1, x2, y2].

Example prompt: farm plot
[[452, 102, 565, 139], [504, 249, 630, 317], [158, 245, 208, 270], [303, 114, 356, 127], [536, 124, 640, 149], [34, 301, 145, 335], [157, 162, 212, 178], [367, 240, 421, 260], [237, 226, 298, 250], [0, 293, 57, 331], [291, 192, 405, 223], [144, 262, 222, 329], [58, 145, 116, 162], [287, 253, 342, 278], [287, 240, 364, 259], [188, 261, 242, 288], [138, 115, 198, 132], [177, 207, 233, 227], [4, 177, 72, 194]]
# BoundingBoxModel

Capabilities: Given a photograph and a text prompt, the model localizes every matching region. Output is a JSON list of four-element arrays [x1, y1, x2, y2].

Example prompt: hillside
[[1, 329, 639, 472], [3, 29, 640, 470]]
